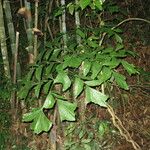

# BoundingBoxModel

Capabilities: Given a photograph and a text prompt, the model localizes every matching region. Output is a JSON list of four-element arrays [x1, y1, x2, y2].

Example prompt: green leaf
[[51, 48, 61, 61], [54, 8, 63, 17], [94, 0, 103, 10], [87, 40, 99, 48], [126, 50, 137, 57], [82, 139, 92, 144], [121, 60, 139, 76], [108, 5, 119, 13], [23, 108, 41, 122], [113, 71, 129, 90], [63, 56, 81, 68], [89, 3, 95, 9], [82, 60, 92, 76], [79, 0, 91, 10], [91, 62, 102, 79], [85, 80, 102, 86], [98, 121, 109, 136], [23, 108, 52, 134], [67, 3, 75, 15], [76, 28, 86, 39], [43, 92, 56, 109], [26, 70, 35, 81], [46, 64, 54, 76], [103, 47, 114, 54], [115, 43, 124, 51], [114, 34, 122, 43], [34, 83, 43, 98], [87, 36, 99, 48], [111, 50, 126, 58], [113, 28, 122, 33], [104, 57, 120, 68], [54, 71, 71, 91], [31, 110, 52, 134], [57, 99, 77, 121], [85, 86, 108, 107], [97, 66, 112, 83], [35, 66, 43, 81], [74, 77, 84, 98], [79, 130, 86, 139], [43, 80, 52, 95], [56, 64, 64, 72], [45, 49, 53, 60], [83, 144, 92, 150], [52, 93, 66, 100], [45, 42, 52, 48], [18, 81, 35, 99]]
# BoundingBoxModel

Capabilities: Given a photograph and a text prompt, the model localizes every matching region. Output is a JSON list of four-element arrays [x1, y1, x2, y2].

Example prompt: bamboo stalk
[[56, 0, 62, 34], [13, 32, 19, 93], [3, 1, 16, 56], [13, 32, 20, 111], [75, 0, 81, 46], [24, 0, 34, 63], [4, 0, 22, 109], [60, 0, 67, 50], [33, 0, 39, 59], [0, 1, 11, 79]]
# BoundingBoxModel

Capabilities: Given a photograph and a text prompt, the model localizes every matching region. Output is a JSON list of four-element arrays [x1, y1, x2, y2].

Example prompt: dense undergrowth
[[0, 0, 150, 150]]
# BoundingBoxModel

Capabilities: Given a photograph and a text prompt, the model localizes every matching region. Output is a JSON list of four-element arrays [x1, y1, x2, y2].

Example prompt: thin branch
[[112, 18, 150, 30], [99, 18, 150, 46]]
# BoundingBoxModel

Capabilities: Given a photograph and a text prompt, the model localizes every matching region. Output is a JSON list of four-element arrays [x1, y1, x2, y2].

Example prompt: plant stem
[[33, 0, 38, 59]]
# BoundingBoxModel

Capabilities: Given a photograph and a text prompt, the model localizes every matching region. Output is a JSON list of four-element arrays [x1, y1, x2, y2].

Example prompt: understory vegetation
[[0, 0, 150, 150]]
